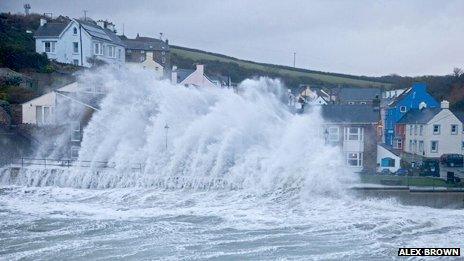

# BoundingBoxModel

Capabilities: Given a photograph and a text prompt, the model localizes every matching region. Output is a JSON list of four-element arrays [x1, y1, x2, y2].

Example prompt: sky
[[1, 0, 463, 76]]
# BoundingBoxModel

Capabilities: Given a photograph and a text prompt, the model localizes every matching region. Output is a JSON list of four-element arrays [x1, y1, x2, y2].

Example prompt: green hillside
[[171, 45, 392, 88]]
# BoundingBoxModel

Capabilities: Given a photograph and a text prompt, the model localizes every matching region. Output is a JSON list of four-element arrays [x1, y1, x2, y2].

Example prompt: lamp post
[[324, 129, 329, 145], [164, 124, 169, 150]]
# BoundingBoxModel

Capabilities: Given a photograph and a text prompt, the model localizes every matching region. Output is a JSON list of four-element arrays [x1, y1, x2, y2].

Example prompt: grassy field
[[171, 46, 393, 88]]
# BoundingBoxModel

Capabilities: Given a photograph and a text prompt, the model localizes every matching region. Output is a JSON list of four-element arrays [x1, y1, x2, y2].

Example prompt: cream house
[[399, 101, 463, 158]]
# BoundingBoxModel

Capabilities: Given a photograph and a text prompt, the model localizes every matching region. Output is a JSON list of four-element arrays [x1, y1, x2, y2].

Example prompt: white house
[[22, 82, 78, 125], [377, 144, 401, 172], [321, 104, 381, 173], [298, 86, 329, 106], [34, 17, 125, 67], [171, 64, 230, 88], [399, 101, 463, 158]]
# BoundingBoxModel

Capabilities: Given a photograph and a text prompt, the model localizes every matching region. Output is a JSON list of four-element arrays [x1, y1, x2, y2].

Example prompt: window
[[359, 101, 367, 105], [162, 57, 166, 63], [347, 153, 362, 167], [381, 157, 395, 167], [71, 122, 81, 141], [433, 124, 440, 134], [451, 124, 458, 135], [70, 146, 80, 159], [73, 42, 79, 53], [419, 125, 423, 136], [73, 59, 79, 66], [409, 125, 413, 135], [108, 46, 115, 58], [44, 41, 55, 53], [36, 106, 53, 125], [396, 139, 402, 149], [36, 106, 43, 125], [414, 125, 417, 135], [73, 27, 77, 35], [344, 127, 363, 141], [431, 141, 438, 153], [94, 42, 103, 55], [419, 141, 424, 154], [118, 49, 121, 59], [400, 106, 407, 112], [348, 101, 355, 105], [162, 51, 165, 55], [462, 141, 464, 151], [328, 127, 339, 142]]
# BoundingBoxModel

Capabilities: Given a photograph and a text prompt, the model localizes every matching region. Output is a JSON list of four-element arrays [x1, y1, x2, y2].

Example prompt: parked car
[[395, 168, 409, 176], [440, 154, 464, 167], [420, 159, 440, 177], [380, 169, 392, 175]]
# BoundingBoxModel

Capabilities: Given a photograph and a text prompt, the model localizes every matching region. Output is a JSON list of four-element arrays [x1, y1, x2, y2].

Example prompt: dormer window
[[400, 106, 407, 113], [73, 27, 77, 35]]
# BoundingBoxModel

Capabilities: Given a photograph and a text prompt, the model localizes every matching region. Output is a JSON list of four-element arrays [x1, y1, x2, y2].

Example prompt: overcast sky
[[1, 0, 463, 76]]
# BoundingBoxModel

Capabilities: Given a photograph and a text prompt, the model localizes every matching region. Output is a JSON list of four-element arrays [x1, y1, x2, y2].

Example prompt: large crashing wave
[[2, 67, 355, 195]]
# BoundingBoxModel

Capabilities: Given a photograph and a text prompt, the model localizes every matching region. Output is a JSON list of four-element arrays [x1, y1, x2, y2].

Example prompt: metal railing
[[11, 157, 143, 172]]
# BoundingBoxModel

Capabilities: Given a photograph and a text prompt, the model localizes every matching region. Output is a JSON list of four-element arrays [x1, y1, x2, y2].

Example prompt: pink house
[[171, 64, 230, 88]]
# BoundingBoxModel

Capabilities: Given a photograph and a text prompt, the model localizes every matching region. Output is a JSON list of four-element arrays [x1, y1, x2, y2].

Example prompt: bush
[[0, 46, 50, 71]]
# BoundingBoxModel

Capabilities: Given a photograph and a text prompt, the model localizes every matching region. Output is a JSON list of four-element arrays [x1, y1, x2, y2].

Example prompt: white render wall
[[404, 109, 462, 157], [377, 145, 401, 172], [127, 51, 164, 78], [35, 20, 125, 68]]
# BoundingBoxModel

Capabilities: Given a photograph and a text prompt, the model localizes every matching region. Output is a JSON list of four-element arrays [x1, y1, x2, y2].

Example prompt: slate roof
[[321, 104, 380, 124], [122, 36, 169, 51], [454, 111, 464, 123], [34, 21, 69, 37], [396, 108, 441, 124], [174, 69, 195, 83], [56, 91, 104, 110], [338, 87, 380, 102], [34, 18, 124, 46], [379, 143, 402, 157]]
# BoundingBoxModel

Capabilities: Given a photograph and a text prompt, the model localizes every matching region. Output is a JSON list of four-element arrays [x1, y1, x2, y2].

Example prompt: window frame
[[431, 140, 439, 153], [70, 122, 81, 142], [70, 146, 80, 159], [346, 152, 363, 167], [73, 27, 78, 35], [344, 127, 363, 141], [433, 124, 440, 135], [451, 124, 458, 135], [94, 42, 103, 55], [44, 41, 56, 53], [400, 106, 407, 113], [73, 42, 79, 54], [328, 127, 339, 142]]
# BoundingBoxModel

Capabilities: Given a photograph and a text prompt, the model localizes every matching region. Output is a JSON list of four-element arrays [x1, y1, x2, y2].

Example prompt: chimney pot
[[440, 100, 449, 109], [40, 18, 47, 26]]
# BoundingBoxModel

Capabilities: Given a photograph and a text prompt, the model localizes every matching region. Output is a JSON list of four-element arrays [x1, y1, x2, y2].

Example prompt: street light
[[164, 124, 169, 150], [324, 129, 329, 145]]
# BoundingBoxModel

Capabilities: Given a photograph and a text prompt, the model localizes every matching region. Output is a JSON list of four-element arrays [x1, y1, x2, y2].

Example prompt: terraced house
[[34, 16, 125, 67]]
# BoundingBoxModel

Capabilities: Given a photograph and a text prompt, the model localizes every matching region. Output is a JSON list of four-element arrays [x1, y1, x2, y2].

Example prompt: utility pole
[[164, 124, 169, 150], [83, 10, 88, 21], [293, 52, 296, 68]]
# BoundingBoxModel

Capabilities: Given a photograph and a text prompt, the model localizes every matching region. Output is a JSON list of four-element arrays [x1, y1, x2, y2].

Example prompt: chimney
[[106, 22, 115, 32], [97, 20, 105, 28], [440, 100, 449, 109], [165, 39, 169, 45], [419, 101, 427, 110], [196, 64, 204, 75], [171, 66, 178, 84], [40, 18, 47, 26]]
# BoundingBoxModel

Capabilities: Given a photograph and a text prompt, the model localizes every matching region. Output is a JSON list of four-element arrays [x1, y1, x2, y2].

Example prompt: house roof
[[338, 87, 380, 102], [56, 91, 104, 110], [321, 104, 380, 124], [454, 111, 464, 124], [379, 144, 402, 157], [35, 18, 124, 46], [396, 108, 441, 124], [122, 36, 169, 51], [174, 69, 195, 83], [0, 68, 33, 81], [34, 21, 69, 37]]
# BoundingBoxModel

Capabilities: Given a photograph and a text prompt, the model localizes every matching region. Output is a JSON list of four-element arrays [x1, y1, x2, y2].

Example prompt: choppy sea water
[[1, 185, 463, 260]]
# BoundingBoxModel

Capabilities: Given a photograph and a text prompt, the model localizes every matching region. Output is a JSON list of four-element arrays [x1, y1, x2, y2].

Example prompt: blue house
[[384, 83, 438, 146]]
